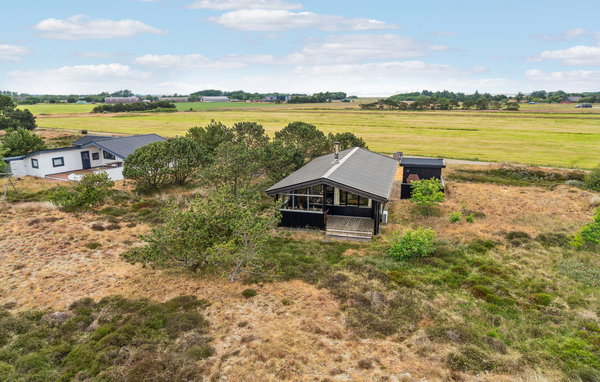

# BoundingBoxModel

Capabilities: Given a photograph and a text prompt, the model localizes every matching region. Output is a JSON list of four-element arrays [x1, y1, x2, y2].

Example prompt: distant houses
[[104, 96, 141, 104], [158, 97, 189, 102], [201, 96, 230, 103]]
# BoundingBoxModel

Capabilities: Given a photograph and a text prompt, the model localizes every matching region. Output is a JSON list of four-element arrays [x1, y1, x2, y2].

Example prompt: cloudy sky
[[1, 0, 599, 95]]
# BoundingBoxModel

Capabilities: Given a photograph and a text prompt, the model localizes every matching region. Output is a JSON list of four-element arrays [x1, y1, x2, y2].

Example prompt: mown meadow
[[24, 102, 600, 168]]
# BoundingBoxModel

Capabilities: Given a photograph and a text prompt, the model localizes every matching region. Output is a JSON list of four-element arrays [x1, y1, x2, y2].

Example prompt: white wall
[[6, 146, 122, 178]]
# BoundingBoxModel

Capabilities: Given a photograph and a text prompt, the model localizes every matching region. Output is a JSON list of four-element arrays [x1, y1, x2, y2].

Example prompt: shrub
[[389, 227, 436, 261], [0, 128, 46, 157], [123, 189, 280, 281], [48, 172, 114, 211], [584, 166, 600, 192], [86, 242, 101, 250], [448, 211, 462, 223], [570, 207, 600, 248], [410, 178, 444, 216], [465, 213, 475, 223], [241, 289, 257, 298], [505, 231, 531, 247]]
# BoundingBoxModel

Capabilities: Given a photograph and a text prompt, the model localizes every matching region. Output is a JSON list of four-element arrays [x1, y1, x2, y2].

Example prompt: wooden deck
[[326, 215, 374, 239]]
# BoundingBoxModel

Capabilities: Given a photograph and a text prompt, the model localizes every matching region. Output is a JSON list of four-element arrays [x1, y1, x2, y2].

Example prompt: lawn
[[33, 106, 600, 168]]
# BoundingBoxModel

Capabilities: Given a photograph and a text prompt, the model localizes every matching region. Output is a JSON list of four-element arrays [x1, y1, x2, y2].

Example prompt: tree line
[[91, 101, 176, 113], [360, 97, 520, 111]]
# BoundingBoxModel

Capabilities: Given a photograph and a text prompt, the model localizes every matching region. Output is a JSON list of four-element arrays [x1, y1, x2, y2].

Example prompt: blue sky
[[1, 0, 599, 95]]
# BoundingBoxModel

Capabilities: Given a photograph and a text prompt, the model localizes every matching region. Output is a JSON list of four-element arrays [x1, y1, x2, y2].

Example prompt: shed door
[[80, 151, 91, 169]]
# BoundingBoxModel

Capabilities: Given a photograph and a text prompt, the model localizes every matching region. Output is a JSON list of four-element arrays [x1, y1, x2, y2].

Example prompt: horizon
[[2, 0, 599, 96]]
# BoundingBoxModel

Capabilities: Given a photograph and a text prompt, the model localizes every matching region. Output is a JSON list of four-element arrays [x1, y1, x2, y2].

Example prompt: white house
[[3, 134, 165, 181]]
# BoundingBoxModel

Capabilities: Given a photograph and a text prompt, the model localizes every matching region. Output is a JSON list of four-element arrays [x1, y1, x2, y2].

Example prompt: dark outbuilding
[[399, 157, 446, 199], [266, 147, 398, 238]]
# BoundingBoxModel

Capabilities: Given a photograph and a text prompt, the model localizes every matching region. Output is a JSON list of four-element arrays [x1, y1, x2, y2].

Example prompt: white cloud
[[210, 9, 396, 31], [284, 34, 445, 64], [293, 61, 470, 77], [33, 15, 164, 40], [524, 69, 600, 91], [532, 28, 587, 42], [0, 44, 29, 61], [187, 0, 301, 10], [75, 52, 112, 59], [528, 45, 600, 66], [6, 64, 151, 94], [133, 53, 276, 69]]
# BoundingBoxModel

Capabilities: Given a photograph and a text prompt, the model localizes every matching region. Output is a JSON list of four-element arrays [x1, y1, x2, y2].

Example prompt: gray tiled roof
[[83, 134, 165, 159], [72, 135, 114, 146], [266, 147, 399, 202]]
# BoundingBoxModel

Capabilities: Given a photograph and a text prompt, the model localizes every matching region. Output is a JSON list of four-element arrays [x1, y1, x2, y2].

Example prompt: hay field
[[30, 104, 600, 168]]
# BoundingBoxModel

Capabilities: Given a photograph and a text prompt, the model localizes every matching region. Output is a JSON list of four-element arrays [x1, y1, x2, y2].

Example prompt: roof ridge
[[322, 147, 359, 179]]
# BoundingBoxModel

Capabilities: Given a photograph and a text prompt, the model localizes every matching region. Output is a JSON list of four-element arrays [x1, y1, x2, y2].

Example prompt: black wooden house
[[399, 157, 446, 199], [265, 147, 399, 238]]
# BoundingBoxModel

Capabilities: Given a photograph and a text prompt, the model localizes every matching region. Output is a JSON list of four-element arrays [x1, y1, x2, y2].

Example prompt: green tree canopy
[[123, 188, 280, 281], [274, 121, 329, 160], [0, 128, 46, 157], [165, 137, 208, 185], [187, 120, 234, 158], [123, 141, 172, 192], [409, 178, 445, 216], [263, 140, 305, 183], [327, 132, 367, 151], [0, 95, 37, 131]]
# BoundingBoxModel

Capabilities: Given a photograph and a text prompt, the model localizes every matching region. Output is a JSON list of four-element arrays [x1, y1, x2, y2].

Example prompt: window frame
[[52, 157, 64, 168], [31, 158, 39, 169], [279, 186, 324, 214], [339, 190, 370, 208], [92, 152, 100, 161], [103, 151, 116, 160]]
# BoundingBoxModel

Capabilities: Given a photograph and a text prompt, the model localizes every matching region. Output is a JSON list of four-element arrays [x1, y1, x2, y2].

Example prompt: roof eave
[[266, 178, 389, 203]]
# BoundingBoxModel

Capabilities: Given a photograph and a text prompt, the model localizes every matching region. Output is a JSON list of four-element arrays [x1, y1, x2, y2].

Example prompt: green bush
[[241, 289, 257, 298], [584, 166, 600, 191], [465, 213, 475, 223], [449, 211, 462, 223], [570, 207, 600, 248], [48, 172, 114, 211], [410, 178, 444, 216], [389, 227, 436, 260]]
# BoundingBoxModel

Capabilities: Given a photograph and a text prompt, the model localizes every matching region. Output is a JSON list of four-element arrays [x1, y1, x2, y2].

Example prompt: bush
[[570, 207, 600, 248], [48, 172, 114, 211], [0, 128, 46, 157], [449, 211, 462, 223], [389, 227, 436, 260], [584, 166, 600, 192], [241, 289, 257, 298], [465, 213, 475, 223], [410, 178, 444, 216], [123, 138, 207, 191]]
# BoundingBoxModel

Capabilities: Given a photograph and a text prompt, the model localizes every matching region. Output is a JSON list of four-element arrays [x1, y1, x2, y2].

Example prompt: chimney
[[393, 151, 403, 161], [331, 142, 340, 164]]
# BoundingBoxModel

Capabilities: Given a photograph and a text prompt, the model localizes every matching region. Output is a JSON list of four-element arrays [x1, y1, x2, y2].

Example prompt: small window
[[52, 157, 64, 167], [358, 196, 369, 207], [103, 151, 116, 160], [31, 158, 39, 169], [92, 152, 99, 160]]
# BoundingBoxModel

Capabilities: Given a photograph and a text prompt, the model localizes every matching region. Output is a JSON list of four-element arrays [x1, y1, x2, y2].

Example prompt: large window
[[52, 157, 64, 167], [103, 151, 116, 160], [339, 190, 370, 208], [280, 186, 323, 213], [31, 158, 38, 169]]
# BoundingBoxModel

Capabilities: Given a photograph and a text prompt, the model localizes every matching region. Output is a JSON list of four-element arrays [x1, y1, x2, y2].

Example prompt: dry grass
[[386, 165, 594, 243]]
